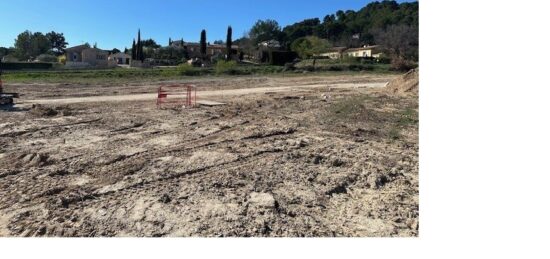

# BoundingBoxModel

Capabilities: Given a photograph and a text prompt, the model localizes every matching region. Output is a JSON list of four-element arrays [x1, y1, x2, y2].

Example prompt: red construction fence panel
[[156, 84, 197, 108]]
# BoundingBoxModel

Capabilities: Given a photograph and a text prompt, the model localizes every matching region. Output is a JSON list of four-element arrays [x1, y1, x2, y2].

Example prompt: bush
[[0, 62, 53, 70], [327, 65, 344, 71], [267, 51, 298, 66], [177, 64, 201, 76], [215, 60, 238, 75], [303, 65, 315, 72], [283, 62, 296, 71], [390, 56, 417, 71], [58, 55, 66, 65], [36, 54, 58, 63], [1, 55, 19, 62], [341, 56, 361, 64]]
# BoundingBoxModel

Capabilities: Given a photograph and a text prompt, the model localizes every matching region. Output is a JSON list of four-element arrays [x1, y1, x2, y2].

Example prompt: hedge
[[0, 62, 53, 70]]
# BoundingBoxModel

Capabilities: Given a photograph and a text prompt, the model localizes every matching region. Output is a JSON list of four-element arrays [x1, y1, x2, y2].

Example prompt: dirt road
[[21, 82, 388, 105]]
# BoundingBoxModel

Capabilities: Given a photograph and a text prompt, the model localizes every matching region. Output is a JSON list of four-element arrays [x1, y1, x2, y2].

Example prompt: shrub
[[0, 62, 53, 70], [327, 65, 343, 71], [36, 54, 58, 63], [341, 56, 361, 64], [58, 55, 66, 65], [177, 64, 201, 76], [215, 60, 237, 75], [2, 55, 19, 62], [283, 62, 296, 71], [390, 56, 417, 71], [303, 65, 315, 72]]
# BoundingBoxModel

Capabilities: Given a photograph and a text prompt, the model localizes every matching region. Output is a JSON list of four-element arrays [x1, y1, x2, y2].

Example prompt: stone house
[[65, 44, 111, 68], [169, 41, 238, 59], [109, 52, 131, 65]]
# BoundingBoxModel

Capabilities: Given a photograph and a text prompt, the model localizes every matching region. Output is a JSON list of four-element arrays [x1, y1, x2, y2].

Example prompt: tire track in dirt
[[6, 140, 303, 237], [1, 125, 299, 233]]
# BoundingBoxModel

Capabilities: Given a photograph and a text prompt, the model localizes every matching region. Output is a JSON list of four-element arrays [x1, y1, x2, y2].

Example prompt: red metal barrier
[[156, 84, 197, 108]]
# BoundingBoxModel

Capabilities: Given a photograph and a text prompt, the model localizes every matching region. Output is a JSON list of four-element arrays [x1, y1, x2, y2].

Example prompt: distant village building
[[65, 44, 113, 68], [206, 44, 239, 56], [319, 45, 385, 59], [109, 52, 131, 65], [258, 40, 281, 49], [170, 40, 185, 48], [169, 41, 238, 59], [319, 47, 348, 59], [344, 45, 384, 58]]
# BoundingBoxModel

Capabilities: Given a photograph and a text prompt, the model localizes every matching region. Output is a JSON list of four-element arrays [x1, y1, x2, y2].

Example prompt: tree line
[[1, 1, 417, 63], [128, 26, 234, 64], [0, 31, 68, 62], [237, 0, 418, 61]]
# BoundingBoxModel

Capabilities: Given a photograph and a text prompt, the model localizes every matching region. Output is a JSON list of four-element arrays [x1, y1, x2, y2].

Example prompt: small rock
[[312, 155, 323, 164], [298, 138, 309, 147], [249, 192, 275, 208], [159, 193, 172, 203], [36, 226, 47, 235], [331, 158, 345, 167], [367, 173, 388, 189]]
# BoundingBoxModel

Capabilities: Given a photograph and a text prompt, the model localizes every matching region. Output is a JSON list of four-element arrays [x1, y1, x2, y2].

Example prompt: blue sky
[[0, 0, 411, 50]]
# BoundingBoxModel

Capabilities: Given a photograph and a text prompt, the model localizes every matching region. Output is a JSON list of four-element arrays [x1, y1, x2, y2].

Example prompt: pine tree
[[200, 30, 207, 58], [226, 26, 232, 61]]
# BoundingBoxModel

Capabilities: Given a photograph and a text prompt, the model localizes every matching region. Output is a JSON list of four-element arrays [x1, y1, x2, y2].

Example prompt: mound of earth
[[29, 104, 73, 117], [386, 68, 419, 96], [29, 104, 58, 117]]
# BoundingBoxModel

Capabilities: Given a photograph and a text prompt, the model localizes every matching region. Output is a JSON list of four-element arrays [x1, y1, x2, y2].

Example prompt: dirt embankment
[[386, 69, 419, 96]]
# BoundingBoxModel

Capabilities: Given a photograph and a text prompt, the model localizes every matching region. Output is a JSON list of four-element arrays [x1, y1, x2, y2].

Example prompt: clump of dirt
[[29, 104, 58, 117], [2, 152, 52, 168], [55, 106, 74, 116], [29, 104, 74, 117], [386, 68, 419, 96]]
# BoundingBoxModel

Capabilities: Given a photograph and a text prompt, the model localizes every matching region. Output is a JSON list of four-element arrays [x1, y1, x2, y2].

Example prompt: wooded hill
[[238, 0, 418, 60]]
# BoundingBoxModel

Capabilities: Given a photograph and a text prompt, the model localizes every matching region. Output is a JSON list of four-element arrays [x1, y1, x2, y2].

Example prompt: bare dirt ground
[[0, 73, 418, 237]]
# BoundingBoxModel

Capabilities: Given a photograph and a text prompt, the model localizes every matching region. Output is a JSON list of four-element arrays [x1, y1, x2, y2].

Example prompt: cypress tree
[[169, 37, 172, 46], [137, 29, 142, 61], [226, 26, 232, 61], [140, 42, 144, 61], [200, 30, 207, 58], [131, 39, 136, 60]]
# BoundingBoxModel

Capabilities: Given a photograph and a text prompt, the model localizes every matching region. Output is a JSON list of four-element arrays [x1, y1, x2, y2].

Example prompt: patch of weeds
[[328, 95, 371, 120], [388, 127, 401, 140], [177, 64, 202, 76], [215, 60, 238, 75], [398, 107, 418, 126]]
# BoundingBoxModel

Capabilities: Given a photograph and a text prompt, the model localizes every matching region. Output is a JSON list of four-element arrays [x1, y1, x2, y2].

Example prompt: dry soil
[[0, 73, 418, 237]]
